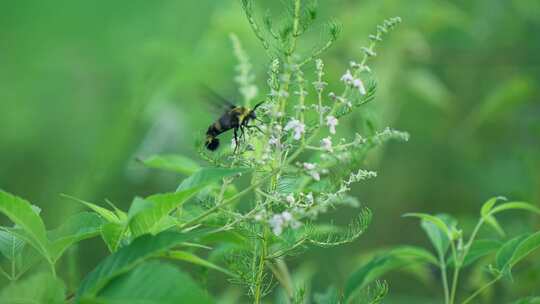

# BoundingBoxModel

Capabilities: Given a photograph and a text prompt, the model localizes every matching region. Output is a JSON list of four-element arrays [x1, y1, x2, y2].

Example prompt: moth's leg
[[233, 127, 239, 153], [246, 124, 264, 134], [239, 125, 246, 143]]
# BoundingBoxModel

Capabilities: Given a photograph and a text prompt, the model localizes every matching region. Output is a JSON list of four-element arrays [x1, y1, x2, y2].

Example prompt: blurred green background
[[1, 0, 539, 302]]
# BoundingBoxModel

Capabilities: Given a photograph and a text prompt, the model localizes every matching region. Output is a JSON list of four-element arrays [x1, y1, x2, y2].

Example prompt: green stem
[[50, 262, 57, 278], [439, 254, 450, 304], [449, 238, 460, 304], [461, 276, 501, 304], [288, 0, 302, 56], [254, 229, 268, 304], [181, 170, 278, 229]]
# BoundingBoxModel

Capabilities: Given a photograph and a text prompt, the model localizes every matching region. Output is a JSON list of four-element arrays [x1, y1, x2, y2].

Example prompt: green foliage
[[345, 246, 436, 300], [86, 261, 213, 304], [76, 230, 211, 299], [2, 0, 537, 303], [0, 190, 51, 261], [396, 197, 540, 304], [0, 272, 65, 304]]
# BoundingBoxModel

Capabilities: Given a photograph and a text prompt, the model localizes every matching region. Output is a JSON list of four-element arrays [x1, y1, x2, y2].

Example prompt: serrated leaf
[[140, 154, 201, 175], [0, 230, 25, 261], [49, 212, 104, 262], [176, 167, 251, 192], [63, 194, 121, 224], [128, 189, 201, 238], [76, 230, 211, 299], [0, 272, 65, 304], [0, 190, 51, 260], [164, 250, 236, 277], [90, 261, 213, 304], [101, 222, 126, 253]]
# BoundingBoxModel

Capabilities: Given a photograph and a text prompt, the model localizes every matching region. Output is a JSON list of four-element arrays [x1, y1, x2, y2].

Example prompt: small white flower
[[254, 213, 264, 221], [305, 192, 314, 204], [269, 136, 279, 147], [290, 220, 302, 229], [285, 119, 305, 140], [269, 214, 284, 235], [326, 115, 338, 134], [286, 194, 295, 204], [309, 171, 321, 181], [340, 69, 354, 84], [353, 78, 366, 95], [321, 137, 333, 152], [281, 211, 293, 222], [303, 162, 316, 170]]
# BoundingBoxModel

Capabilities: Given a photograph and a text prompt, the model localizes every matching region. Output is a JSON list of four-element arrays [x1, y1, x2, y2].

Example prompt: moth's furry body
[[205, 104, 263, 151]]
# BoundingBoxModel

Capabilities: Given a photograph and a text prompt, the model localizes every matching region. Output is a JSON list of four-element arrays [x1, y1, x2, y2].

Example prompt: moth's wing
[[199, 84, 237, 114]]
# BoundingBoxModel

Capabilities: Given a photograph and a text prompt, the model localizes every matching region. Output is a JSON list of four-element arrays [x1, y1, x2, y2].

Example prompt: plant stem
[[254, 228, 268, 304], [50, 262, 57, 278], [449, 241, 460, 304], [181, 170, 278, 229], [288, 0, 302, 56], [439, 254, 450, 304], [461, 276, 501, 304]]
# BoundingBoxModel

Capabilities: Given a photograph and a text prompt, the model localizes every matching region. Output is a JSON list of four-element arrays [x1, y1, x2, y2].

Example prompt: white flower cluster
[[268, 211, 301, 235], [326, 115, 338, 134], [303, 162, 321, 181], [285, 119, 306, 140], [341, 70, 367, 95]]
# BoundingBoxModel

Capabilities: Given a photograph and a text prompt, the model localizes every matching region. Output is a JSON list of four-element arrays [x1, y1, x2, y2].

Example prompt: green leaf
[[463, 239, 502, 267], [90, 261, 213, 304], [448, 239, 501, 267], [0, 230, 25, 261], [509, 230, 540, 268], [0, 190, 50, 260], [0, 272, 65, 304], [76, 230, 211, 299], [404, 213, 455, 257], [128, 189, 201, 238], [495, 234, 528, 273], [480, 196, 506, 217], [483, 214, 505, 237], [490, 202, 540, 216], [176, 167, 251, 192], [164, 250, 236, 277], [140, 154, 200, 175], [62, 194, 121, 224], [49, 212, 104, 262], [344, 246, 436, 300], [101, 222, 127, 252]]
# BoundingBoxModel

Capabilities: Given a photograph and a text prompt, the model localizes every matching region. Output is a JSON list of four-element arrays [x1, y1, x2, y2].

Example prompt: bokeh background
[[1, 0, 539, 302]]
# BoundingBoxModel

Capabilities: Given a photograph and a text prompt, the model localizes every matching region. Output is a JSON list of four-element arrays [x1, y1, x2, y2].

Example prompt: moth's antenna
[[252, 100, 265, 111]]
